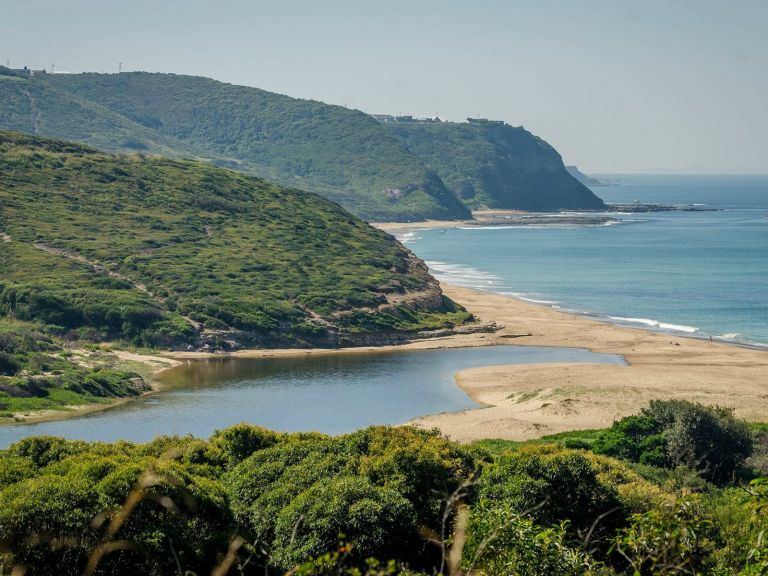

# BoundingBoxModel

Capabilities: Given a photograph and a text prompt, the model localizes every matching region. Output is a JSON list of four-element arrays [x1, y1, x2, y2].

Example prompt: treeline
[[1, 400, 767, 575]]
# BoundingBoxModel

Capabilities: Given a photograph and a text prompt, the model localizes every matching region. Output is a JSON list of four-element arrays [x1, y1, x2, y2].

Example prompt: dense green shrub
[[476, 445, 626, 541], [592, 415, 666, 467], [271, 476, 415, 570], [463, 502, 608, 576], [210, 423, 283, 466], [594, 400, 753, 484], [610, 497, 721, 576], [0, 419, 767, 575], [343, 426, 478, 526]]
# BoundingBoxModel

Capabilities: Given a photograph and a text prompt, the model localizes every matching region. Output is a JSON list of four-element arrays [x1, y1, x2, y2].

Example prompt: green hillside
[[0, 69, 470, 221], [0, 131, 470, 350], [385, 119, 606, 211]]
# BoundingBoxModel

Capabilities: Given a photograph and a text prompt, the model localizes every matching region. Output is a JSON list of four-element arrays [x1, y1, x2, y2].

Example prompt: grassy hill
[[0, 131, 471, 351], [385, 119, 606, 211], [0, 69, 470, 222]]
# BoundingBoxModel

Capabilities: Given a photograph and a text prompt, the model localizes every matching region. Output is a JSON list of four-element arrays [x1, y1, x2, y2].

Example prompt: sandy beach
[[372, 210, 617, 234], [371, 210, 524, 232], [406, 285, 768, 442]]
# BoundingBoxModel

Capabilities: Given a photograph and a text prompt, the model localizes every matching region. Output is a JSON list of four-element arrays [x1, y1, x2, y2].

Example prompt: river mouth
[[0, 345, 624, 447]]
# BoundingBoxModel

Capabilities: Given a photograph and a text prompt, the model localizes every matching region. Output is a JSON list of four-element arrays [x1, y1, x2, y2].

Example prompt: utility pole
[[118, 62, 122, 73], [51, 63, 55, 73]]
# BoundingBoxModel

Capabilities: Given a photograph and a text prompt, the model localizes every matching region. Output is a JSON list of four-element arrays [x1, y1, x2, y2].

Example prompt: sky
[[1, 0, 767, 173]]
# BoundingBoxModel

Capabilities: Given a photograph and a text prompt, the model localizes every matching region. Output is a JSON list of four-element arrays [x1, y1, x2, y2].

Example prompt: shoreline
[[407, 285, 768, 442], [161, 284, 768, 442], [2, 351, 180, 426], [371, 209, 617, 233], [371, 209, 525, 232], [3, 286, 766, 440]]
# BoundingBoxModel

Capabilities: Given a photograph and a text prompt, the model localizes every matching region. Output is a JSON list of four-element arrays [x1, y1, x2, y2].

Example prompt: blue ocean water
[[403, 175, 768, 347]]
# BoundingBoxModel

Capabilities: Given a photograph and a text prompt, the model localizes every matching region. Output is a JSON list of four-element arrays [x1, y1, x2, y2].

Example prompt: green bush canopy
[[0, 402, 766, 575]]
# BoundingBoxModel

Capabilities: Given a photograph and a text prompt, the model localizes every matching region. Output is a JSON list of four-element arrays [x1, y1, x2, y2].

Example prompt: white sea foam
[[720, 333, 741, 339], [501, 292, 560, 305], [608, 316, 698, 333], [396, 231, 422, 244], [426, 260, 503, 290]]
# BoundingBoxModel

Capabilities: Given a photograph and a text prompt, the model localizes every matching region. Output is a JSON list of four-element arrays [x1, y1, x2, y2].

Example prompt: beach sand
[[407, 285, 768, 442], [371, 210, 526, 232]]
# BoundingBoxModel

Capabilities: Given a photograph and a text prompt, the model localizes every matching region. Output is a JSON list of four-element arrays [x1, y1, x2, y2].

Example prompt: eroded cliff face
[[385, 120, 606, 212]]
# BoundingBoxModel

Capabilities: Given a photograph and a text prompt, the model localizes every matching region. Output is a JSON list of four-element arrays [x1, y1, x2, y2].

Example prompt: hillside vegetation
[[0, 69, 470, 221], [0, 320, 149, 419], [1, 401, 767, 575], [385, 120, 606, 211], [0, 131, 471, 352]]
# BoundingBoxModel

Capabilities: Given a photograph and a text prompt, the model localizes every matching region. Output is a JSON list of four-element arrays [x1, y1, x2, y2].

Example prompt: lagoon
[[0, 345, 623, 447]]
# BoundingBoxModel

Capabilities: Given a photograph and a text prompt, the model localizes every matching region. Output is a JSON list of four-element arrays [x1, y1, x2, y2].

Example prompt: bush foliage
[[593, 399, 753, 484], [0, 403, 766, 575]]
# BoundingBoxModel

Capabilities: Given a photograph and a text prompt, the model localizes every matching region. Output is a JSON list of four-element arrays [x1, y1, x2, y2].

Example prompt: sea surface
[[403, 174, 768, 347], [0, 346, 623, 447]]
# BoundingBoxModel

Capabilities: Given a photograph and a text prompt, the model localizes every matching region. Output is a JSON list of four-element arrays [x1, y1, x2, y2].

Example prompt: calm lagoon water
[[0, 346, 623, 447], [404, 175, 768, 347]]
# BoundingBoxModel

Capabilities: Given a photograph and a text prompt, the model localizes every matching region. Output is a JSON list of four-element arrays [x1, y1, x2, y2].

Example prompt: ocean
[[401, 174, 768, 347]]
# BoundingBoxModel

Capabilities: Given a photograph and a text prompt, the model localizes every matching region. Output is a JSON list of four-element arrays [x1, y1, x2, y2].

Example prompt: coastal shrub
[[0, 475, 101, 574], [476, 444, 626, 542], [610, 496, 721, 576], [3, 422, 768, 575], [594, 400, 753, 484], [224, 427, 477, 572], [0, 351, 21, 375], [7, 436, 90, 467], [225, 435, 351, 545], [0, 319, 150, 418], [0, 455, 36, 488], [0, 439, 235, 576], [210, 422, 283, 466], [463, 501, 607, 576], [343, 426, 479, 526], [270, 475, 416, 571], [592, 415, 666, 467]]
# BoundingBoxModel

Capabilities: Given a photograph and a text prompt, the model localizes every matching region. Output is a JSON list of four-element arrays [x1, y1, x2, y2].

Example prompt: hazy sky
[[2, 0, 766, 173]]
